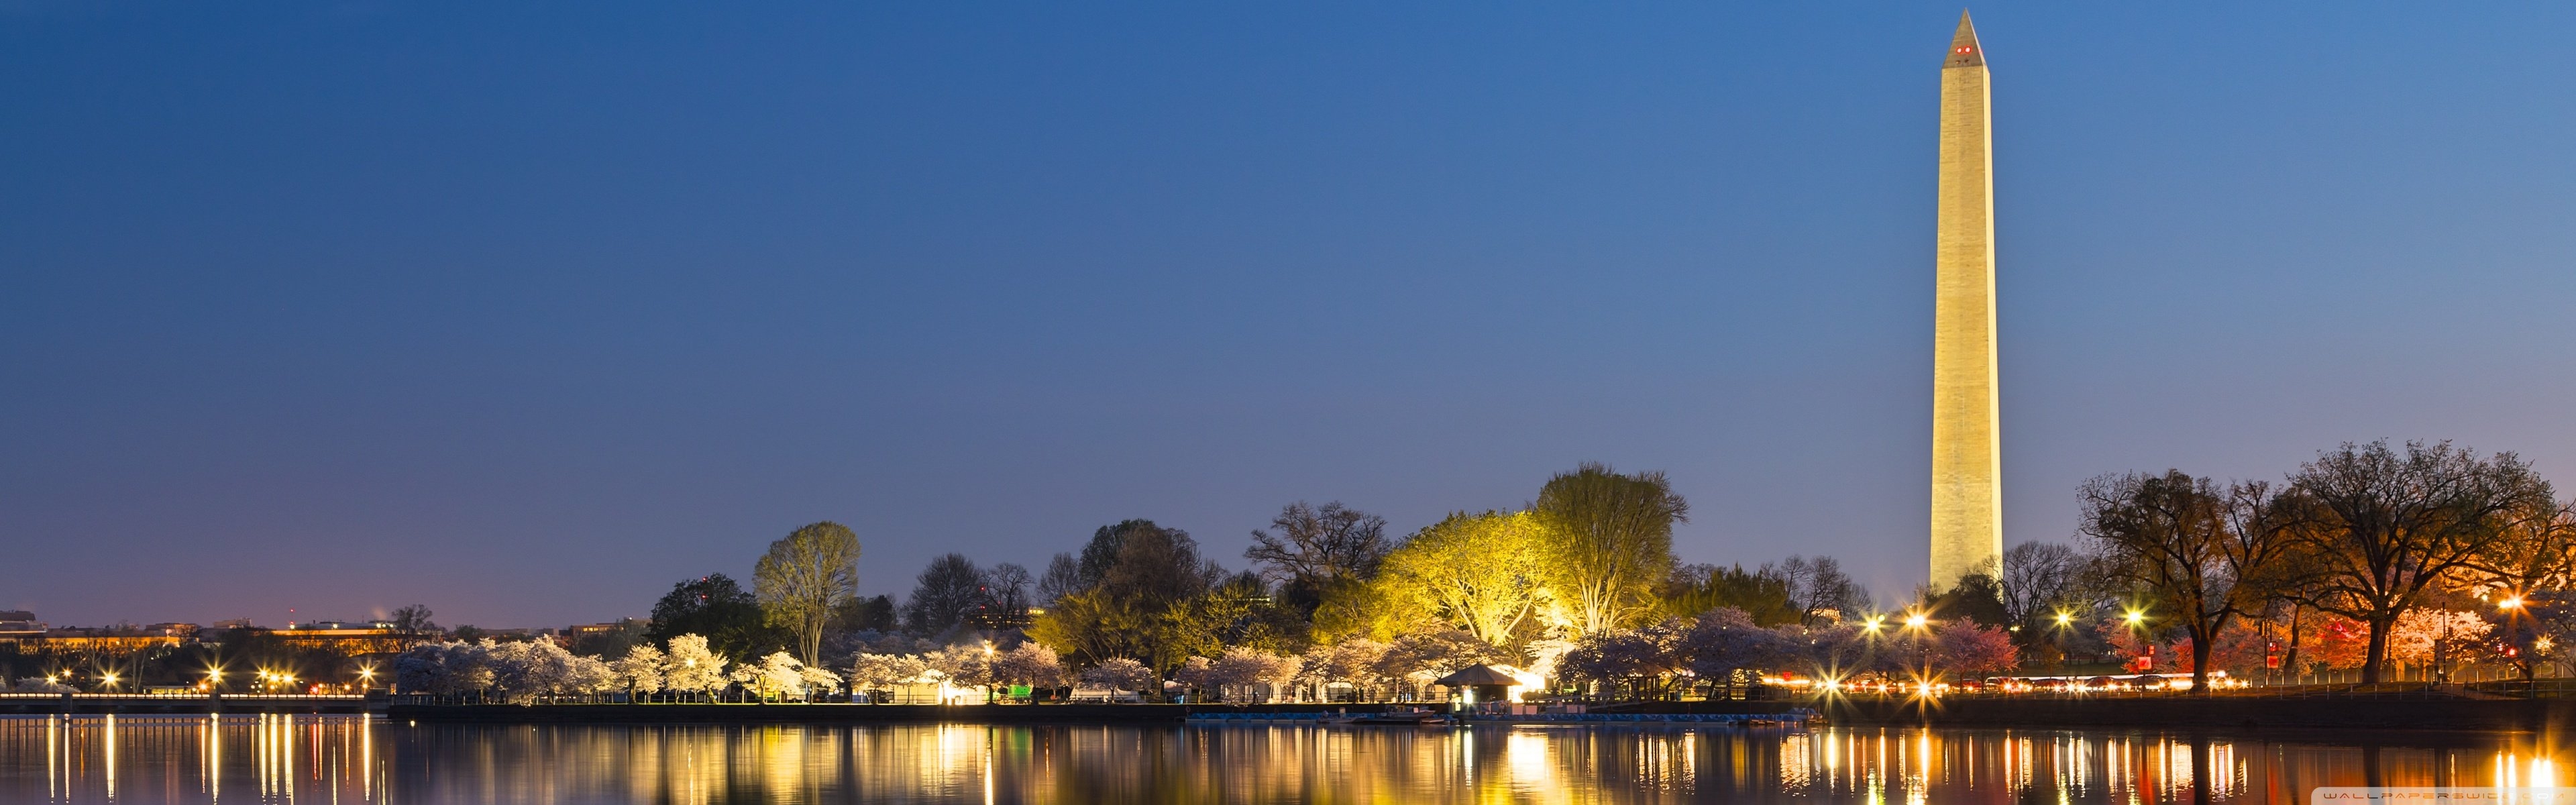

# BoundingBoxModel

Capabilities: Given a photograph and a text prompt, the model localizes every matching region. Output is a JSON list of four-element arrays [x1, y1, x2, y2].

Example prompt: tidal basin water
[[1, 714, 2566, 804]]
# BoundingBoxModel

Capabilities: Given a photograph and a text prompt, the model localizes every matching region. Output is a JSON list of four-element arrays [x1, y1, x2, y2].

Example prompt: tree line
[[368, 440, 2575, 702]]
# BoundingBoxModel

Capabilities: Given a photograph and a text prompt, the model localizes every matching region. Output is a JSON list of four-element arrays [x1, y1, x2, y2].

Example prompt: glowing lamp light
[[2053, 612, 2073, 627], [2124, 610, 2146, 626], [2501, 596, 2526, 611], [1905, 614, 1929, 629]]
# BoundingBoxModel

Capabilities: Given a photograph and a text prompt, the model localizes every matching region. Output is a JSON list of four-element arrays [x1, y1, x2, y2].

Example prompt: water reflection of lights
[[103, 714, 115, 801], [2502, 753, 2562, 789], [46, 715, 60, 802], [1505, 729, 1550, 784], [1776, 732, 1813, 792], [8, 716, 2576, 802]]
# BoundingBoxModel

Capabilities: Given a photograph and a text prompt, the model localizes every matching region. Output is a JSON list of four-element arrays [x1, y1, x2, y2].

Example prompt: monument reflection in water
[[1, 714, 2566, 803]]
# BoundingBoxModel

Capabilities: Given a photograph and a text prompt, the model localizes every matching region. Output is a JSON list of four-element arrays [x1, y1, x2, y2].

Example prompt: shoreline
[[12, 694, 2561, 735], [362, 696, 2576, 734]]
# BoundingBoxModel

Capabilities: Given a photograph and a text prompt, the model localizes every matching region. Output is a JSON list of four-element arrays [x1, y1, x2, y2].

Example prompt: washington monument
[[1929, 11, 2003, 590]]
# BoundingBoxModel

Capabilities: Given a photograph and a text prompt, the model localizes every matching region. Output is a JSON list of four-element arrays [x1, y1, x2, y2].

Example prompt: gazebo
[[1431, 665, 1519, 708]]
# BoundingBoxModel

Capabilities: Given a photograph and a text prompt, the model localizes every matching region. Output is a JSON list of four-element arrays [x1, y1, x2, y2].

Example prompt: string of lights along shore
[[1929, 11, 2004, 592]]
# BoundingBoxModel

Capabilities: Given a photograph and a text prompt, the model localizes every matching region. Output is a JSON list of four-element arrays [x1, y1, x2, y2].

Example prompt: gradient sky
[[5, 3, 2572, 630]]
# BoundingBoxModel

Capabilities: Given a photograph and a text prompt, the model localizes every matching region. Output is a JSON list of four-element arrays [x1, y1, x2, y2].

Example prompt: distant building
[[290, 620, 370, 630], [272, 621, 407, 655], [567, 621, 645, 638], [0, 612, 47, 653], [211, 619, 256, 631], [13, 625, 186, 656]]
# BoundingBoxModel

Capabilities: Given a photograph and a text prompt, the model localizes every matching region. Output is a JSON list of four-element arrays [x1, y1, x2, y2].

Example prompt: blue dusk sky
[[5, 3, 2571, 629]]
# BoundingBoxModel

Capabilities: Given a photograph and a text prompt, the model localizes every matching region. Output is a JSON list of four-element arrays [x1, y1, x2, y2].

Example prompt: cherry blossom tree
[[1558, 619, 1688, 700], [1077, 658, 1157, 696], [392, 641, 492, 695], [611, 644, 667, 696], [1931, 621, 2020, 676], [1679, 608, 1798, 696], [1171, 656, 1217, 700], [1210, 647, 1301, 702], [1297, 639, 1389, 701], [2385, 607, 2489, 680], [731, 651, 823, 700], [989, 643, 1067, 690], [797, 663, 844, 698], [925, 645, 994, 690], [662, 635, 731, 698]]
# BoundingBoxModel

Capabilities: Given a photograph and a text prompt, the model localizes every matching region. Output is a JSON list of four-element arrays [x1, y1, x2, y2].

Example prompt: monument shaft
[[1930, 13, 2002, 590]]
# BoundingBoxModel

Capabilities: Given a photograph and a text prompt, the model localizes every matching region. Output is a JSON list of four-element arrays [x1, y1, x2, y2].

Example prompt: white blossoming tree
[[1077, 657, 1157, 698], [849, 653, 936, 702], [611, 644, 668, 698], [732, 651, 824, 701], [989, 643, 1067, 692], [797, 663, 844, 700], [1210, 647, 1302, 703], [663, 634, 730, 700]]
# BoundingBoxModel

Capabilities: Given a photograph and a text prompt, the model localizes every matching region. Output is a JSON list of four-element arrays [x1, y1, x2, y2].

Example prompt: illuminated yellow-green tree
[[1534, 463, 1686, 638], [1375, 511, 1550, 647], [753, 522, 861, 667]]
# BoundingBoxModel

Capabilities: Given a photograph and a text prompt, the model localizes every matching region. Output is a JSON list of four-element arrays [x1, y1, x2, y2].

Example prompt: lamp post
[[2500, 595, 2532, 687], [2121, 608, 2150, 676]]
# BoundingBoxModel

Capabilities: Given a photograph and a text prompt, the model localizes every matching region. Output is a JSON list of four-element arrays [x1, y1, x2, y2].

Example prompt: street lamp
[[1900, 612, 1933, 683], [2124, 609, 2146, 627], [2502, 596, 2526, 612]]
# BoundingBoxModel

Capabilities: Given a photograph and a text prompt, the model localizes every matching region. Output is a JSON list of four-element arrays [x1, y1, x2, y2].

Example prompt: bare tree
[[902, 553, 985, 637], [2079, 471, 2296, 694], [1998, 542, 2084, 629], [1245, 501, 1391, 611], [2473, 497, 2576, 600], [2282, 441, 2554, 683], [1534, 463, 1688, 637], [1036, 553, 1084, 606], [753, 521, 862, 667], [1780, 555, 1870, 625], [388, 604, 440, 643], [977, 563, 1034, 628]]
